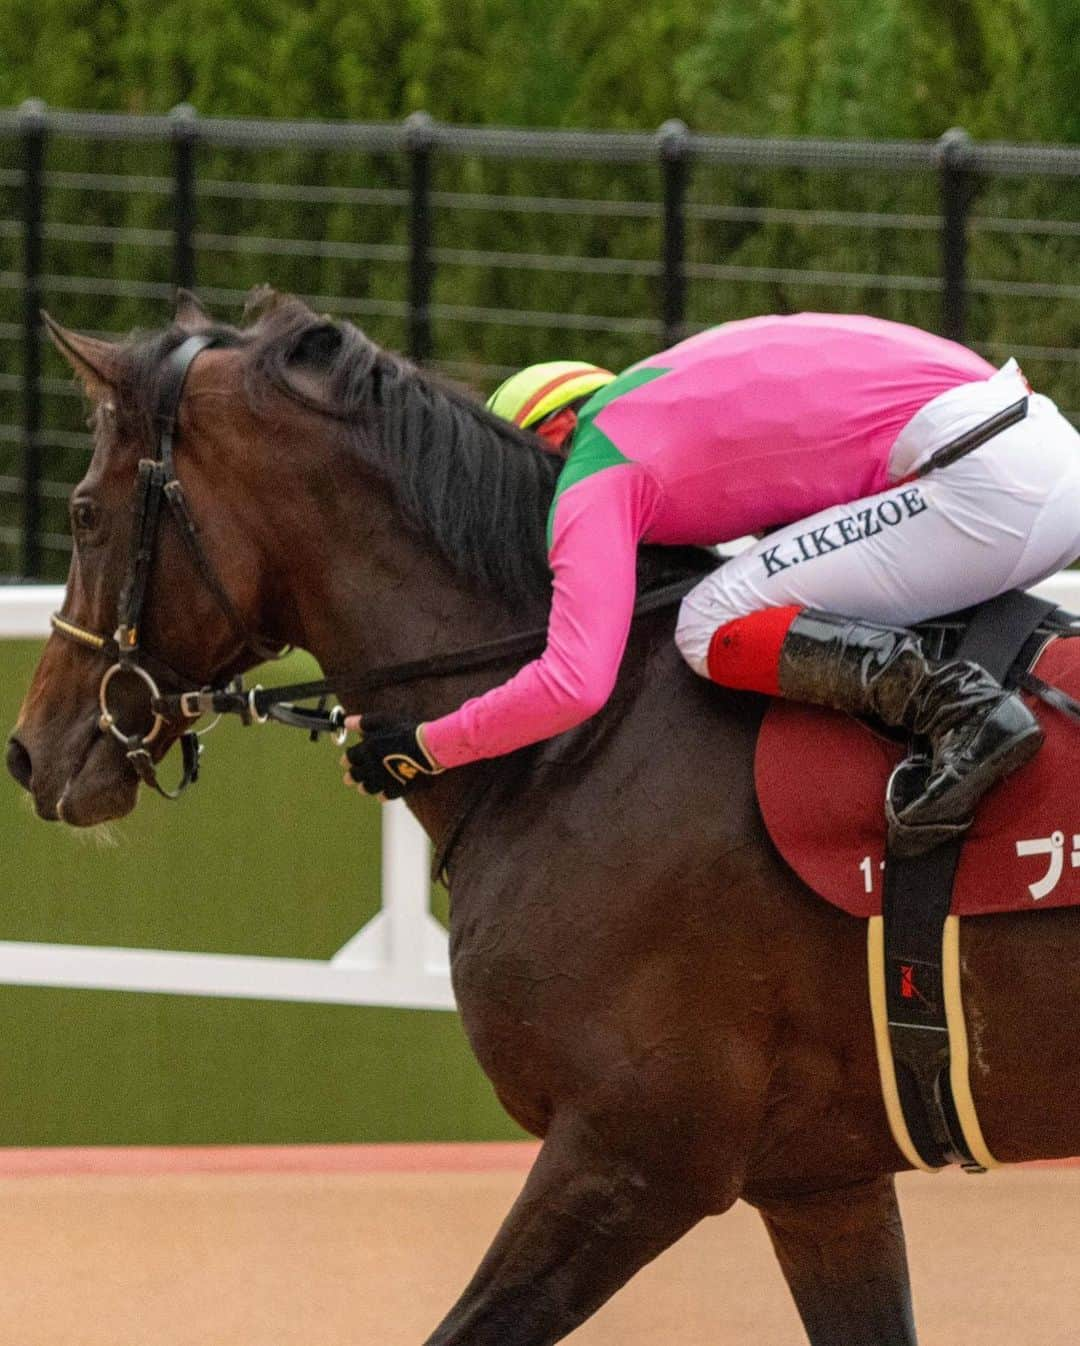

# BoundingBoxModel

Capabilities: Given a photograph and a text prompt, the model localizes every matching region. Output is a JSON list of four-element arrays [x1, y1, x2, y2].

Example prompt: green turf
[[0, 640, 521, 1145]]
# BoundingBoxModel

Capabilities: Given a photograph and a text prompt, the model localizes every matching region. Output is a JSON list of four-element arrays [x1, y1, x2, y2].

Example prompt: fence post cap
[[169, 103, 199, 136], [657, 119, 690, 158], [938, 126, 973, 164], [17, 98, 47, 128], [404, 110, 436, 150]]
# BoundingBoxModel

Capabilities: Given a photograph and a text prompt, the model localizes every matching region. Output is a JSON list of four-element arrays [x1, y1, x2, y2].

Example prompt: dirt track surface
[[0, 1147, 1075, 1345]]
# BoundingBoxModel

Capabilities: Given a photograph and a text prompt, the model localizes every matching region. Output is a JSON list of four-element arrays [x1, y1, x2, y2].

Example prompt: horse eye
[[71, 501, 99, 535]]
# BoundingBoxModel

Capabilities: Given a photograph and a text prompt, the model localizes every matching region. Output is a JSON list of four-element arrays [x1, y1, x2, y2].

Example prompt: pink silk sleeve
[[422, 464, 658, 768]]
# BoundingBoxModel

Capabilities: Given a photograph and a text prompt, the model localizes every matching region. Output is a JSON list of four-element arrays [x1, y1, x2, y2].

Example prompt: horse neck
[[267, 467, 547, 846]]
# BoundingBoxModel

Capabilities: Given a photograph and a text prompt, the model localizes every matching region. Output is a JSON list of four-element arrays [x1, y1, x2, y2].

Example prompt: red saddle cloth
[[755, 637, 1080, 917]]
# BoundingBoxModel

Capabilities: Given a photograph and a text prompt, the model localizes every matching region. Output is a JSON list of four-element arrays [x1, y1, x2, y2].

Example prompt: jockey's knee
[[675, 570, 756, 678], [678, 600, 805, 694], [675, 598, 719, 678]]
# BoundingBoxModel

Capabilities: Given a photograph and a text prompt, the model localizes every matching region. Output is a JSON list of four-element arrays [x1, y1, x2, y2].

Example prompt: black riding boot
[[777, 609, 1044, 856]]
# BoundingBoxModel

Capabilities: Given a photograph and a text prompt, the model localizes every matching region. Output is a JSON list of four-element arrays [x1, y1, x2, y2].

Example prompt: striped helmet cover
[[486, 361, 615, 429]]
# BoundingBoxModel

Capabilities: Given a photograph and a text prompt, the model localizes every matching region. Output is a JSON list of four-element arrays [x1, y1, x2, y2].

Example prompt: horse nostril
[[5, 736, 32, 791]]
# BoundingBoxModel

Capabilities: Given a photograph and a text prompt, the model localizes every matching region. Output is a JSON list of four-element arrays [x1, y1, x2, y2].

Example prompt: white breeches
[[676, 366, 1080, 676]]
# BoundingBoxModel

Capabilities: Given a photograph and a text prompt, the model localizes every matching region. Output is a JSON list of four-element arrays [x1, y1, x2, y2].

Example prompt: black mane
[[252, 296, 564, 603], [118, 294, 557, 604], [116, 291, 711, 607]]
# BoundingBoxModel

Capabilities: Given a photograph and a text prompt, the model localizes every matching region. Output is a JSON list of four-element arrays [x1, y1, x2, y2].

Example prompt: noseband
[[49, 334, 285, 799]]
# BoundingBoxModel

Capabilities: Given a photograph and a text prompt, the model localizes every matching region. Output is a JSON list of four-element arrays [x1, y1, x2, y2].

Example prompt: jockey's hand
[[340, 714, 445, 800]]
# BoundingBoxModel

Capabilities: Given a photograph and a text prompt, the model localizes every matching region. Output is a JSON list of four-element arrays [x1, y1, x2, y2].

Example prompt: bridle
[[48, 331, 702, 802], [49, 334, 286, 799]]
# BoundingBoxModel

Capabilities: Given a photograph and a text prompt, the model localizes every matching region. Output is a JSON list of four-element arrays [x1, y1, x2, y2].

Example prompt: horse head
[[7, 296, 296, 825], [7, 289, 559, 827]]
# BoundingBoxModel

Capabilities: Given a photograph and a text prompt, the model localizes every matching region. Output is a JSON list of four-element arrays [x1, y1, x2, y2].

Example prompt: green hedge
[[3, 0, 1077, 142], [4, 2, 1080, 577]]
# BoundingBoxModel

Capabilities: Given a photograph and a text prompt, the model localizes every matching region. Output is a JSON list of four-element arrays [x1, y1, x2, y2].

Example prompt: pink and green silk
[[423, 313, 996, 769]]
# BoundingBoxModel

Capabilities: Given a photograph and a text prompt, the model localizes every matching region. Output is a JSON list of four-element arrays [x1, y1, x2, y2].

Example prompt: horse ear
[[41, 313, 124, 401], [174, 288, 212, 333], [243, 284, 283, 324]]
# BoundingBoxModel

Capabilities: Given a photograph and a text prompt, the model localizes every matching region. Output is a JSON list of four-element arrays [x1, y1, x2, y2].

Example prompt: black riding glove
[[345, 715, 445, 799]]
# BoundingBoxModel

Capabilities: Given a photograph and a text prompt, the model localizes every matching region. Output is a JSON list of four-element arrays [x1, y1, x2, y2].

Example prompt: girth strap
[[882, 589, 1059, 1171]]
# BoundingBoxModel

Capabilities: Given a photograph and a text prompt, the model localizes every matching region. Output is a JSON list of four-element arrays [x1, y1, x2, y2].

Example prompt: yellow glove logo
[[386, 753, 426, 784]]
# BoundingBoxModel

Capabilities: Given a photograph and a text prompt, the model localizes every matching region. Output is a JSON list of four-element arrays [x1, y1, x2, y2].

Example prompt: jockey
[[345, 313, 1080, 855]]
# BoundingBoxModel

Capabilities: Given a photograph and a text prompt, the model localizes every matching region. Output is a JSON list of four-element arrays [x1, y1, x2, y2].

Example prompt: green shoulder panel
[[546, 365, 670, 548]]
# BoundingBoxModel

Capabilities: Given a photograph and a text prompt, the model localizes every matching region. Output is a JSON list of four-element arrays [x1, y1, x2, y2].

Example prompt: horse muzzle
[[5, 734, 32, 792], [6, 720, 139, 825]]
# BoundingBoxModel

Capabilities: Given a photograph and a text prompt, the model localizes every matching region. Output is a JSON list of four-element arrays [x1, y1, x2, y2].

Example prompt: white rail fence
[[1, 586, 454, 1011], [5, 573, 1080, 1011]]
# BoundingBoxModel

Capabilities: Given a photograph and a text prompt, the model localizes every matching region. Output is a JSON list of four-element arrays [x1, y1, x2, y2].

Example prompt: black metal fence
[[3, 102, 1080, 580]]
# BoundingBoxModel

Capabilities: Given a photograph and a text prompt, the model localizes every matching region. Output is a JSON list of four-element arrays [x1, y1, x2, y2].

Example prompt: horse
[[8, 289, 1078, 1346]]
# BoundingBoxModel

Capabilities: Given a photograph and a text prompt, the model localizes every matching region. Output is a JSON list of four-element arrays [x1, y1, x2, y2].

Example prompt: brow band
[[50, 613, 108, 650]]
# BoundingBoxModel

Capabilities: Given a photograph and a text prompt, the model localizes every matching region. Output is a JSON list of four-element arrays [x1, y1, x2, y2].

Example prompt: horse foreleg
[[753, 1175, 917, 1346], [423, 1121, 710, 1346]]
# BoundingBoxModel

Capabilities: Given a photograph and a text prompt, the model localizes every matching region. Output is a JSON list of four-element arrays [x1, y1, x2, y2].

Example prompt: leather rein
[[48, 334, 699, 800]]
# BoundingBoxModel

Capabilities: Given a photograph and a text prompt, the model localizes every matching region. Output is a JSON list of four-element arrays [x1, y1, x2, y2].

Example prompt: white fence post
[[0, 586, 454, 1010]]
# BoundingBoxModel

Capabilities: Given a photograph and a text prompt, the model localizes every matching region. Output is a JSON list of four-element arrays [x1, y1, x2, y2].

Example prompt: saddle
[[755, 591, 1080, 1173]]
